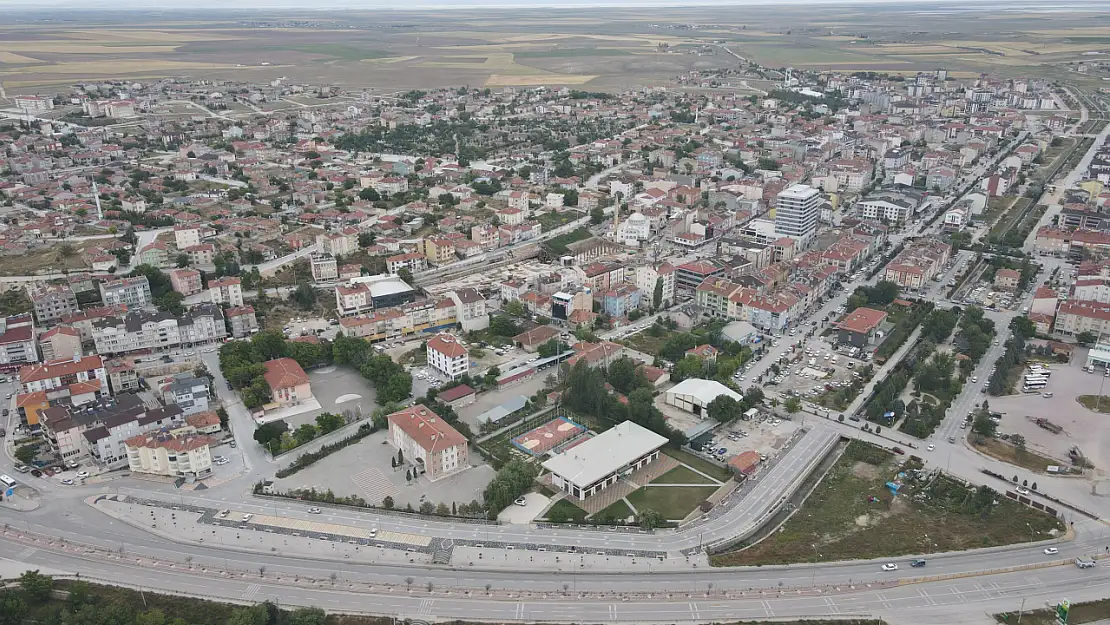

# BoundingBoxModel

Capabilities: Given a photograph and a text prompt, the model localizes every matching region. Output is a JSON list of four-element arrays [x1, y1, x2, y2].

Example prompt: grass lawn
[[544, 498, 588, 523], [711, 441, 1064, 566], [1077, 395, 1110, 414], [595, 498, 635, 521], [623, 331, 668, 356], [996, 597, 1110, 625], [970, 433, 1065, 473], [652, 465, 718, 485], [663, 448, 732, 482], [626, 486, 718, 520]]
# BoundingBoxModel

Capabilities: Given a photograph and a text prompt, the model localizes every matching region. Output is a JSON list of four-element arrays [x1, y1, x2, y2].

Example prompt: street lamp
[[1026, 522, 1034, 543]]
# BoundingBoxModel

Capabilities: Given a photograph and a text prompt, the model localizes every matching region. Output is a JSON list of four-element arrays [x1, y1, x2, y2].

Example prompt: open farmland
[[2, 2, 1109, 91]]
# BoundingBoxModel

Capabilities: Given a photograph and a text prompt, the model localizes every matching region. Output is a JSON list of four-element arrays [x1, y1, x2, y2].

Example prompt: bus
[[0, 475, 15, 488], [1023, 377, 1048, 386], [1024, 374, 1049, 383], [1023, 381, 1048, 391], [1027, 367, 1051, 376]]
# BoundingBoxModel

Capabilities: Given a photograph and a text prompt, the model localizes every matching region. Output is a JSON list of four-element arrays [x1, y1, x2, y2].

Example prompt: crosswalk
[[351, 468, 398, 502], [241, 584, 261, 601], [13, 547, 36, 562]]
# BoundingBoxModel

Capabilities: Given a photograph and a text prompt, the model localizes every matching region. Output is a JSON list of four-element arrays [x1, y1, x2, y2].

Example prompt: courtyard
[[271, 427, 495, 510], [278, 365, 377, 430]]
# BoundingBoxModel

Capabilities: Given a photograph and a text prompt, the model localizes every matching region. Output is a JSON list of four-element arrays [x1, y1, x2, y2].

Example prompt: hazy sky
[[0, 0, 1067, 10]]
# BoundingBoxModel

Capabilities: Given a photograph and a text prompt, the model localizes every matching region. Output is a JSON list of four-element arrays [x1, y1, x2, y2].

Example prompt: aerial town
[[2, 27, 1110, 625]]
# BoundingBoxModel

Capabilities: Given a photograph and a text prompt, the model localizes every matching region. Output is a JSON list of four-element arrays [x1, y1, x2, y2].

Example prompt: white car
[[881, 563, 898, 571], [203, 347, 215, 353], [926, 444, 935, 451], [215, 458, 230, 466], [514, 497, 528, 506], [308, 507, 322, 514], [1017, 487, 1030, 495], [75, 471, 90, 479], [60, 478, 75, 486], [1044, 547, 1058, 555]]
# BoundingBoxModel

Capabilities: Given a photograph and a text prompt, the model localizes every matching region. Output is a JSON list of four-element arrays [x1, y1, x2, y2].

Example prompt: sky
[[0, 0, 1074, 10]]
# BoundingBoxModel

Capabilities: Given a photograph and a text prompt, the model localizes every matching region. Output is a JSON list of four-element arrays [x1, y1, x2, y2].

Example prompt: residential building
[[185, 411, 222, 435], [994, 268, 1021, 291], [387, 404, 469, 482], [427, 333, 469, 380], [334, 274, 417, 317], [316, 227, 359, 257], [836, 307, 889, 347], [449, 287, 489, 331], [336, 297, 457, 342], [0, 314, 38, 367], [263, 358, 313, 407], [882, 238, 951, 290], [513, 325, 561, 353], [168, 268, 203, 296], [675, 260, 725, 296], [551, 288, 593, 322], [38, 394, 181, 466], [542, 421, 665, 500], [1054, 301, 1110, 337], [602, 284, 642, 317], [125, 430, 213, 479], [226, 306, 259, 338], [99, 276, 153, 309], [387, 252, 427, 276], [39, 326, 82, 361], [174, 225, 201, 249], [566, 341, 624, 369], [208, 277, 244, 307], [19, 354, 109, 396], [162, 374, 211, 416], [91, 305, 226, 355], [31, 284, 79, 325], [311, 254, 339, 282], [422, 236, 458, 266], [775, 184, 821, 240]]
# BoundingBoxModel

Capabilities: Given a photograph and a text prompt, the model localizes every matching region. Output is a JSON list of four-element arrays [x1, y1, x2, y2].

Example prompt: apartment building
[[207, 276, 244, 307], [775, 184, 821, 239], [38, 394, 182, 466], [422, 236, 458, 266], [31, 284, 79, 325], [337, 298, 457, 342], [316, 227, 359, 257], [174, 225, 201, 249], [387, 404, 469, 482], [39, 326, 82, 361], [161, 374, 211, 416], [99, 276, 153, 309], [386, 252, 428, 275], [91, 305, 226, 355], [0, 314, 38, 367], [125, 430, 213, 479], [882, 237, 952, 290], [19, 354, 109, 395], [1053, 301, 1110, 337], [226, 306, 259, 338], [168, 268, 203, 296], [427, 333, 469, 380], [449, 287, 489, 331]]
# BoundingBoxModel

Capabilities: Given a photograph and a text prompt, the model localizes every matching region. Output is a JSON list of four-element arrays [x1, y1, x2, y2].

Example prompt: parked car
[[514, 497, 528, 507], [892, 447, 905, 455], [1017, 487, 1030, 495]]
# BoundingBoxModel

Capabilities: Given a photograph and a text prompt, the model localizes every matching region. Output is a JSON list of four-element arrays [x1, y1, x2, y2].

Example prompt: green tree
[[13, 444, 35, 465], [397, 267, 414, 284], [590, 206, 604, 224], [253, 421, 286, 449], [783, 396, 802, 414], [537, 338, 564, 359], [291, 606, 328, 625], [489, 315, 521, 337], [0, 592, 28, 625], [971, 411, 998, 442], [503, 299, 526, 317], [706, 395, 741, 423], [291, 283, 317, 310], [382, 495, 395, 509], [293, 423, 318, 446], [315, 412, 345, 434], [1077, 331, 1097, 346], [482, 458, 538, 517], [1011, 433, 1027, 454], [226, 604, 270, 625], [358, 187, 380, 201], [155, 291, 185, 316], [18, 570, 53, 604], [652, 277, 664, 310], [638, 508, 664, 529]]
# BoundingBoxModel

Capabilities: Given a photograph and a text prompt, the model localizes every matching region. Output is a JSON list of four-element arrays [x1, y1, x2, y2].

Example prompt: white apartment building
[[125, 431, 213, 479], [634, 263, 676, 308], [775, 184, 821, 239], [207, 277, 244, 307], [316, 228, 359, 257], [449, 287, 489, 332], [0, 314, 38, 367], [91, 306, 226, 355], [426, 333, 469, 380], [14, 95, 54, 113], [99, 276, 153, 309], [174, 226, 201, 249], [19, 354, 109, 395]]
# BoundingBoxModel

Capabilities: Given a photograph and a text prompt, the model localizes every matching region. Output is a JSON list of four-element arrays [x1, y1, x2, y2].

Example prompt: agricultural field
[[3, 2, 1107, 91]]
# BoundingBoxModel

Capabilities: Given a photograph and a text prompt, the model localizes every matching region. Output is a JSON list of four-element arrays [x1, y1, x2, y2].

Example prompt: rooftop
[[541, 421, 667, 489]]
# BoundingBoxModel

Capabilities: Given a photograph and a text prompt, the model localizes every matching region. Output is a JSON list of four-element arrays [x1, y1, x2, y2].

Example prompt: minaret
[[92, 180, 103, 221], [612, 203, 620, 240]]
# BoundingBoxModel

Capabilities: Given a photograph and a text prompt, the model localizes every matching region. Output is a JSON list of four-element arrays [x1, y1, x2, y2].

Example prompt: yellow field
[[485, 73, 596, 86], [0, 42, 182, 54], [0, 59, 245, 76], [0, 52, 41, 63]]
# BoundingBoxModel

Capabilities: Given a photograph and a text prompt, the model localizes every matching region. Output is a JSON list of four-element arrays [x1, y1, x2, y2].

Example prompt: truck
[[1035, 417, 1063, 434]]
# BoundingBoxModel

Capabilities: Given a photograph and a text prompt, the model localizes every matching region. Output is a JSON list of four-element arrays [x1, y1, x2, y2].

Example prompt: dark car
[[910, 559, 926, 567], [848, 415, 860, 422], [30, 469, 42, 477], [892, 447, 905, 455]]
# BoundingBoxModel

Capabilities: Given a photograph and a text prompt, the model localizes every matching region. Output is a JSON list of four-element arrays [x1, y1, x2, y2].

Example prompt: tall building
[[775, 184, 821, 239]]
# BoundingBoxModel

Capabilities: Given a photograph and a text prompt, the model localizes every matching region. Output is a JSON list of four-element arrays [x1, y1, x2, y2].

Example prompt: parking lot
[[272, 428, 496, 510], [769, 333, 871, 409], [985, 352, 1110, 471]]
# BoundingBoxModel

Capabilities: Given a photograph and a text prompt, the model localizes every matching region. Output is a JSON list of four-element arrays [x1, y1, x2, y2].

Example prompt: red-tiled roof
[[837, 307, 888, 334], [387, 405, 467, 451], [428, 333, 467, 358], [263, 358, 309, 390]]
